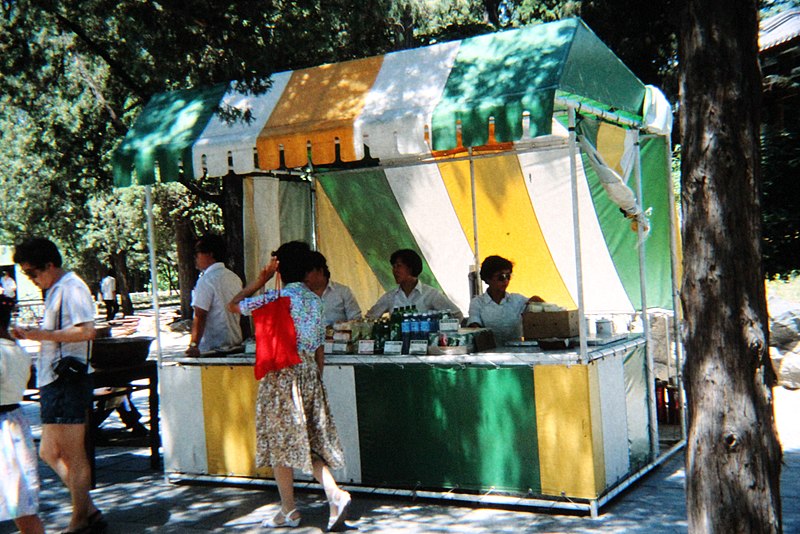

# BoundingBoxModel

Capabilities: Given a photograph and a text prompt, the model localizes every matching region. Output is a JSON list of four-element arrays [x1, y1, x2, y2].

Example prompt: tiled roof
[[760, 8, 800, 51]]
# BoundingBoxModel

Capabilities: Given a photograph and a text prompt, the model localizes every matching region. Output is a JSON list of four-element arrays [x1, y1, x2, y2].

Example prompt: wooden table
[[88, 360, 160, 485]]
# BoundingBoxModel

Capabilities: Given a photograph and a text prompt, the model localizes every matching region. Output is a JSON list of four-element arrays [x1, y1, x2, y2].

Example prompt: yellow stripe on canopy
[[257, 56, 384, 169], [316, 183, 386, 313], [437, 154, 574, 306], [596, 122, 627, 173]]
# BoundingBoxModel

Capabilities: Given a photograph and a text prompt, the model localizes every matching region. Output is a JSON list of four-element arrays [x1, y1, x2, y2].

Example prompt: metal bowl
[[91, 336, 154, 368]]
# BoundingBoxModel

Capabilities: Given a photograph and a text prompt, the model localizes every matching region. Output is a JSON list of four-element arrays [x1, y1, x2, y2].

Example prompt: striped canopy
[[113, 17, 676, 317], [112, 18, 648, 185], [307, 126, 675, 316]]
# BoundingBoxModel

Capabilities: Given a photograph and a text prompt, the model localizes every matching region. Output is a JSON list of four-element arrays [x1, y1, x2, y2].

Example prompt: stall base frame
[[165, 441, 685, 519]]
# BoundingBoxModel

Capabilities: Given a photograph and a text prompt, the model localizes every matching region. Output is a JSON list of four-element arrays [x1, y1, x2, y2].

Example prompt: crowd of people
[[0, 234, 540, 533]]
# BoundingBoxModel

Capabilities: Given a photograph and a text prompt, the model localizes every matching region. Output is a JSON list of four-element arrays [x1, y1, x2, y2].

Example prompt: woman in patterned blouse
[[228, 242, 351, 531]]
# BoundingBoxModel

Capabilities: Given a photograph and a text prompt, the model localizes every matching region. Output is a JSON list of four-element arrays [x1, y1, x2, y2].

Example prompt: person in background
[[228, 242, 351, 531], [467, 255, 543, 345], [305, 251, 362, 326], [11, 238, 106, 534], [0, 298, 44, 534], [0, 270, 17, 305], [100, 268, 118, 322], [185, 234, 243, 356], [365, 248, 463, 321]]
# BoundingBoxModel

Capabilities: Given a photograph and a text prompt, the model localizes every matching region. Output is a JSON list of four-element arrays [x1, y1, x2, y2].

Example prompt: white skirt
[[0, 408, 40, 521]]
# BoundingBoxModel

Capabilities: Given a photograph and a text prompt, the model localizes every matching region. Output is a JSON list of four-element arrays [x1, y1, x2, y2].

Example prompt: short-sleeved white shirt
[[468, 291, 528, 345], [1, 276, 16, 298], [100, 275, 116, 300], [38, 271, 96, 387], [321, 281, 362, 326], [191, 262, 243, 352], [366, 281, 463, 321], [0, 339, 31, 405]]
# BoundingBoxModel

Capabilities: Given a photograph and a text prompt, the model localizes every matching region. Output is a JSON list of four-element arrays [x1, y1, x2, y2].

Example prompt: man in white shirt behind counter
[[186, 235, 243, 356], [305, 251, 362, 326], [365, 248, 463, 321]]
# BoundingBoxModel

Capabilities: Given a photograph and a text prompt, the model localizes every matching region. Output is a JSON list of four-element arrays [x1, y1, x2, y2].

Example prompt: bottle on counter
[[401, 311, 412, 354]]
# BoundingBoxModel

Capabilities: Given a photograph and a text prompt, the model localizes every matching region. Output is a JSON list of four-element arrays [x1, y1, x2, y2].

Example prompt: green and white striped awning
[[113, 18, 662, 186]]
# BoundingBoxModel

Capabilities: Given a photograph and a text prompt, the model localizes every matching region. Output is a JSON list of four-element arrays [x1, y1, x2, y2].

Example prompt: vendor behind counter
[[365, 249, 463, 322], [467, 255, 543, 346]]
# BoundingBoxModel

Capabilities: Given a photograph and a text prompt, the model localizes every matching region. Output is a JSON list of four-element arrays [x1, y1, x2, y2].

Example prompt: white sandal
[[261, 507, 301, 529], [327, 490, 351, 532]]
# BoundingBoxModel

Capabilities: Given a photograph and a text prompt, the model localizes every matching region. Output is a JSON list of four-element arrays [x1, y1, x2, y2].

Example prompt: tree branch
[[177, 175, 222, 207], [49, 10, 150, 101]]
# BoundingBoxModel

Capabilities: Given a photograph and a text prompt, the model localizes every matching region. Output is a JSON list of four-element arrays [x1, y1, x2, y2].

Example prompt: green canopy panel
[[112, 18, 652, 183]]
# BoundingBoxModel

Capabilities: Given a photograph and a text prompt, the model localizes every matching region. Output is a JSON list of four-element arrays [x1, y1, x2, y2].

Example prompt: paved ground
[[3, 310, 799, 533], [3, 387, 798, 533]]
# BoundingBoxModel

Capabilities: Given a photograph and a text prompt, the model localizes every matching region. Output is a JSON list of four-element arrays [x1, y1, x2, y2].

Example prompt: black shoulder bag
[[52, 297, 89, 381]]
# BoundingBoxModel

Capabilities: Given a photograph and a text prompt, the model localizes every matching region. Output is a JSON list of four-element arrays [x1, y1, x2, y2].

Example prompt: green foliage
[[761, 125, 800, 279], [1, 0, 798, 287]]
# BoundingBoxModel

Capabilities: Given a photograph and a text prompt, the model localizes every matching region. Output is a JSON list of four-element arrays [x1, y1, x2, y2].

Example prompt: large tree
[[679, 0, 782, 531]]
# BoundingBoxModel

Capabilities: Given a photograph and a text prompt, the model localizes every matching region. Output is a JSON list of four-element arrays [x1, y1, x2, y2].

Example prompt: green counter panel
[[354, 365, 540, 493]]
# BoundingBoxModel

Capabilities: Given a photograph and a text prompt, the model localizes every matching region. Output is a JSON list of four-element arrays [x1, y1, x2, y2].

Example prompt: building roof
[[760, 8, 800, 52]]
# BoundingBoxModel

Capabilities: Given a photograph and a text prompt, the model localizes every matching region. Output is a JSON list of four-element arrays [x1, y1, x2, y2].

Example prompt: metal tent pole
[[468, 147, 482, 296], [144, 185, 163, 365], [664, 136, 687, 439], [632, 130, 658, 460], [567, 107, 588, 360]]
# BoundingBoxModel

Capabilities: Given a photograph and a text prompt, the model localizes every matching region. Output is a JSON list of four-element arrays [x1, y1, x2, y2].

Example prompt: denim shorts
[[39, 374, 94, 424]]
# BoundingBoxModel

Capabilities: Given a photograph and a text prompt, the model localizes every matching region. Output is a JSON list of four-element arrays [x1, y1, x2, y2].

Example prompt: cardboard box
[[522, 310, 580, 339]]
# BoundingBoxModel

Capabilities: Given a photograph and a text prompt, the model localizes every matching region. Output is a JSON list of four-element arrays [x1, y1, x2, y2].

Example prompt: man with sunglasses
[[467, 255, 543, 346], [11, 238, 106, 533]]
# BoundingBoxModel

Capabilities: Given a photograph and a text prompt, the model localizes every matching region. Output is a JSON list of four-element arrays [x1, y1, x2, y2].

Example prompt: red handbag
[[252, 275, 301, 379]]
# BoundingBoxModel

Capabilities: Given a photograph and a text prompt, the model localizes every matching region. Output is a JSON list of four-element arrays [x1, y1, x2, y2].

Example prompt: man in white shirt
[[0, 270, 16, 302], [365, 249, 463, 321], [100, 269, 118, 321], [186, 235, 243, 356], [11, 237, 106, 533], [305, 252, 361, 326]]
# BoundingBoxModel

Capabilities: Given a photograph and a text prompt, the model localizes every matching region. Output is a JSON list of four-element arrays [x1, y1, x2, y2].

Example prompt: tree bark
[[222, 172, 245, 281], [175, 217, 198, 320], [679, 1, 782, 532], [221, 171, 250, 338]]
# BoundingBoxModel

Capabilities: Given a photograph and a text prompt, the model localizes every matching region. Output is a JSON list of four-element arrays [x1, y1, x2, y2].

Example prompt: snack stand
[[113, 18, 682, 515]]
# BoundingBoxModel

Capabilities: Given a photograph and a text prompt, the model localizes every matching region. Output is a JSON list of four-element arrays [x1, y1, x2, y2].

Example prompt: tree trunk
[[679, 1, 782, 532], [221, 171, 250, 338], [175, 217, 198, 320], [222, 172, 245, 281], [110, 250, 134, 316]]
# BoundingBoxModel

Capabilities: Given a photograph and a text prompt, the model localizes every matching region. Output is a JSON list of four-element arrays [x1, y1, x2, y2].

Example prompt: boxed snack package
[[522, 310, 580, 339]]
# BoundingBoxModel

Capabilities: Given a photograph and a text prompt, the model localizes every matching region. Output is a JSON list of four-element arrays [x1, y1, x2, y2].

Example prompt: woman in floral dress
[[228, 242, 351, 531]]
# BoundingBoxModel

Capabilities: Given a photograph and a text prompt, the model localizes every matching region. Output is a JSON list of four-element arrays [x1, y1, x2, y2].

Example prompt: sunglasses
[[22, 267, 42, 280], [494, 272, 512, 281]]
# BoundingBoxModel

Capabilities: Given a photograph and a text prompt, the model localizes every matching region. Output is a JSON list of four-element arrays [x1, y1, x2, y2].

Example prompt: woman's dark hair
[[390, 249, 423, 277], [274, 241, 313, 283], [13, 238, 63, 269], [195, 234, 227, 262], [480, 255, 513, 282]]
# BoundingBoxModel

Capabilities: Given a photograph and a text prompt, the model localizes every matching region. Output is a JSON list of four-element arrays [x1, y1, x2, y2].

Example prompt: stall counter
[[159, 336, 652, 507]]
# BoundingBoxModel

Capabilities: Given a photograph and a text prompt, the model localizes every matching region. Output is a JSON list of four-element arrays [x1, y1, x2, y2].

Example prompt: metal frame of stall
[[136, 97, 685, 517]]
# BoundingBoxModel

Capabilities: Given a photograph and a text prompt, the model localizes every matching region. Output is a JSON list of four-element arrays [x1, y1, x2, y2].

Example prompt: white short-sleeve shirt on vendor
[[468, 291, 528, 346], [191, 262, 243, 352], [321, 281, 362, 326], [38, 271, 96, 387], [366, 281, 463, 321]]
